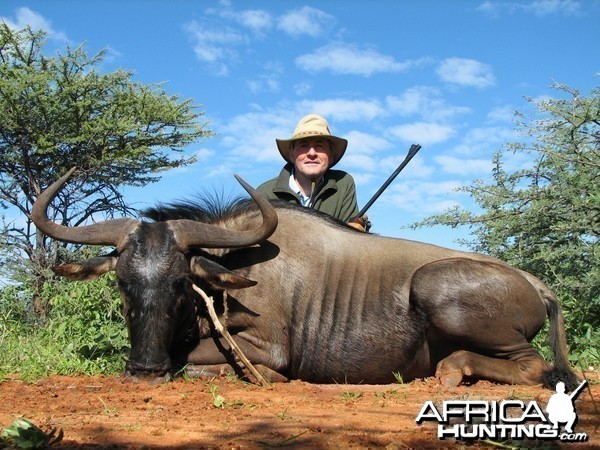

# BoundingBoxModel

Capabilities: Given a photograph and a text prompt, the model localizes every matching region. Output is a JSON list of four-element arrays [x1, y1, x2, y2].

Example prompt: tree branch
[[191, 283, 269, 387]]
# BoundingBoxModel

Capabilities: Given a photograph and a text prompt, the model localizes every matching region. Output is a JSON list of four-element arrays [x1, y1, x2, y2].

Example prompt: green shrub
[[0, 273, 128, 380]]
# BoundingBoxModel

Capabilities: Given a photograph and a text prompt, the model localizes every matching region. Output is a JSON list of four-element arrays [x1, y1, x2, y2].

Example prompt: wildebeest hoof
[[439, 371, 463, 387]]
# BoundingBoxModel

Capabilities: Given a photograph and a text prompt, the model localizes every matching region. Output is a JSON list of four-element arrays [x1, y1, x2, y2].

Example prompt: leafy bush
[[0, 273, 128, 380], [413, 82, 599, 369], [1, 418, 63, 449]]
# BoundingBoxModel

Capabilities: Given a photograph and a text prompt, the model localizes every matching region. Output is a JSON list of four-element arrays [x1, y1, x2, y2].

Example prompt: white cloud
[[386, 86, 471, 121], [212, 101, 393, 178], [183, 20, 245, 76], [344, 131, 391, 155], [218, 111, 293, 163], [247, 75, 280, 94], [351, 172, 375, 186], [378, 153, 434, 179], [477, 0, 581, 17], [450, 126, 516, 157], [193, 148, 216, 162], [297, 98, 384, 121], [159, 148, 216, 176], [388, 122, 456, 145], [229, 9, 272, 34], [527, 0, 581, 16], [216, 101, 387, 165], [1, 7, 68, 42], [386, 87, 431, 117], [385, 180, 463, 214], [184, 4, 332, 76], [247, 63, 283, 94], [435, 155, 492, 175], [277, 6, 334, 38], [341, 131, 392, 172], [436, 58, 496, 88], [206, 2, 273, 34], [184, 3, 273, 76], [340, 131, 434, 186], [502, 150, 537, 172], [295, 42, 425, 76], [476, 1, 501, 15], [487, 105, 515, 123], [342, 153, 378, 171], [467, 126, 515, 145], [293, 82, 312, 96]]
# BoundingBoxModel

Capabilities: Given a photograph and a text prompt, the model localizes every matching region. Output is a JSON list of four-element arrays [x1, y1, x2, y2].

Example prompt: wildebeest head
[[31, 168, 278, 383]]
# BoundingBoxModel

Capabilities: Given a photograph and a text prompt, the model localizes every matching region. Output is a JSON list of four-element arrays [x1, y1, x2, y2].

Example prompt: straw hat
[[276, 114, 348, 168]]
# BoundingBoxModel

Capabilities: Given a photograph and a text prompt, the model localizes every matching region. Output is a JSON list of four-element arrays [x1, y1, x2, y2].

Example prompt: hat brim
[[276, 134, 348, 168]]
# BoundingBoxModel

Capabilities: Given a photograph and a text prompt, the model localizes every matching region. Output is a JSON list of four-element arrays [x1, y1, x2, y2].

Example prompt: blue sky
[[2, 0, 599, 249]]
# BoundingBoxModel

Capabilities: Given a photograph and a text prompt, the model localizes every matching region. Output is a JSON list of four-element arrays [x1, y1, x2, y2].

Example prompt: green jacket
[[257, 163, 359, 223]]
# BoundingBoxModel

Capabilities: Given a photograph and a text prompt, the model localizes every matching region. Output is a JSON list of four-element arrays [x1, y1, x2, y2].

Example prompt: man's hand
[[347, 215, 371, 232]]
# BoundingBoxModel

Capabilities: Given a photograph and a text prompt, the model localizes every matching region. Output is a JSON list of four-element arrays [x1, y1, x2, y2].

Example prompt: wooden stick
[[192, 283, 269, 387]]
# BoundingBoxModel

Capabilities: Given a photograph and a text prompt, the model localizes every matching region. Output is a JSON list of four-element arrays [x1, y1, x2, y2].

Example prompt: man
[[546, 381, 578, 433], [258, 114, 368, 231]]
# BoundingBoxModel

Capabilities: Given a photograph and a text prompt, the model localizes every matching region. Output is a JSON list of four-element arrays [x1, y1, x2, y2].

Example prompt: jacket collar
[[273, 163, 339, 202]]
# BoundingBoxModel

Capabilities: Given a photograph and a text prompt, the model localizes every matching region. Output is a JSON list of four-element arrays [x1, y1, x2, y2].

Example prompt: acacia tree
[[414, 81, 599, 362], [0, 25, 212, 312]]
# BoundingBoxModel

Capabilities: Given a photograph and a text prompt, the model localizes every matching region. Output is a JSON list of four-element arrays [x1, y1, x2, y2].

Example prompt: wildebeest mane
[[142, 193, 350, 229], [142, 191, 252, 224]]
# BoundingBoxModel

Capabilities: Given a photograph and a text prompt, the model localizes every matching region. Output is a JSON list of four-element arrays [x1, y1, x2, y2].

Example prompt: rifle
[[569, 380, 588, 400], [356, 143, 422, 219]]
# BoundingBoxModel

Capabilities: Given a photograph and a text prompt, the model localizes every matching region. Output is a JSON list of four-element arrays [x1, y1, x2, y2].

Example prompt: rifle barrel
[[569, 380, 587, 400], [357, 144, 421, 217]]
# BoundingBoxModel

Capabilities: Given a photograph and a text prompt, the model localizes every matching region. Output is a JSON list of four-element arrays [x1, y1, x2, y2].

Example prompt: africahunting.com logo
[[416, 380, 588, 443]]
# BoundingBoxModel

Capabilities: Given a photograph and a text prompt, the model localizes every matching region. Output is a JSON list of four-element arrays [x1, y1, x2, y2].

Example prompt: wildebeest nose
[[125, 359, 172, 384]]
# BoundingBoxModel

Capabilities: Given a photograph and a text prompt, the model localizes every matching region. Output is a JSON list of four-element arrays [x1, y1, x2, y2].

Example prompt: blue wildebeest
[[32, 168, 578, 388]]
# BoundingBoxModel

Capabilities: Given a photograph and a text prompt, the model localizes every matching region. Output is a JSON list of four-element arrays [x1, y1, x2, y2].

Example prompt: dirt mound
[[1, 373, 598, 448]]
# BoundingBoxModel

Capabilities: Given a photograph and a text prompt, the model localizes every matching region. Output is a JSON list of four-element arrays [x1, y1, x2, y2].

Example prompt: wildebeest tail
[[541, 295, 579, 391]]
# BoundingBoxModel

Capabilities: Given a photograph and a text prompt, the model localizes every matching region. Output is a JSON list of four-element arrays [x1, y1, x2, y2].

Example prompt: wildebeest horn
[[169, 174, 278, 250], [33, 169, 277, 251], [31, 167, 139, 248]]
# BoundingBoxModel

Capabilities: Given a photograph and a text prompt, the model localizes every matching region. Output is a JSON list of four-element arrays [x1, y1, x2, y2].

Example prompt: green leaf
[[1, 418, 63, 449]]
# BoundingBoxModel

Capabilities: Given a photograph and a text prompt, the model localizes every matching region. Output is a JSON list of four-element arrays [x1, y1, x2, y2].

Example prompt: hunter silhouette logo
[[416, 380, 588, 443], [546, 380, 586, 434]]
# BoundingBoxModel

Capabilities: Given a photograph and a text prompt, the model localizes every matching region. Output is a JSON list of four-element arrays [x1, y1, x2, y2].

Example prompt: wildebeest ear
[[190, 256, 257, 290], [52, 255, 118, 281]]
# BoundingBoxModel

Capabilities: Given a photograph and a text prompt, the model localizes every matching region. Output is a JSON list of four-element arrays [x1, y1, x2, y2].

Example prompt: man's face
[[291, 137, 332, 180]]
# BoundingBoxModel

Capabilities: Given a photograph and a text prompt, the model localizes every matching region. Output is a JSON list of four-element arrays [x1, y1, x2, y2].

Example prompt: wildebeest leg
[[436, 349, 550, 387], [412, 258, 551, 387], [184, 335, 289, 382]]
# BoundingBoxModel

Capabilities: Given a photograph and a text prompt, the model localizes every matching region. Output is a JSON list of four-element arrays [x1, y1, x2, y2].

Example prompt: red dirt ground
[[1, 372, 598, 449]]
